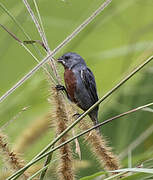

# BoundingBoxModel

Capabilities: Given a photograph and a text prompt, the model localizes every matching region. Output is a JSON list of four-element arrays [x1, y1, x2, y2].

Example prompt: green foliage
[[0, 0, 153, 179]]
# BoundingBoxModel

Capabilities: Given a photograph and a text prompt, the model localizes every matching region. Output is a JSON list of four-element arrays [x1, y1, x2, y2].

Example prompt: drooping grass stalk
[[0, 131, 29, 179], [0, 2, 30, 40], [0, 0, 112, 103], [80, 119, 120, 171], [67, 104, 120, 172], [0, 23, 56, 85], [7, 101, 153, 180], [0, 2, 43, 58], [51, 87, 74, 180]]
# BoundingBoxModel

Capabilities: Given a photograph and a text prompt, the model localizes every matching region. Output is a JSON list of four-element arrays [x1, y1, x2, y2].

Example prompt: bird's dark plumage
[[57, 52, 100, 133]]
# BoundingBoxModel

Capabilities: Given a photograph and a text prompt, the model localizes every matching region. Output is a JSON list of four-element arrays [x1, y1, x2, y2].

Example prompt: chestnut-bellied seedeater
[[56, 52, 100, 133]]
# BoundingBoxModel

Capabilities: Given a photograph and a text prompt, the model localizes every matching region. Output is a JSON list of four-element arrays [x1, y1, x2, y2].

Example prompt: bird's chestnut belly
[[64, 69, 77, 102]]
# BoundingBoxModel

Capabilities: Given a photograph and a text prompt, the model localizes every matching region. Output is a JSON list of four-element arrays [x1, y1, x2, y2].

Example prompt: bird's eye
[[64, 56, 70, 60]]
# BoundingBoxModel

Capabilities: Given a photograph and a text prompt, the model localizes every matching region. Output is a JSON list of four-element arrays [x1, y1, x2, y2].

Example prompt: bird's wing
[[81, 67, 98, 104]]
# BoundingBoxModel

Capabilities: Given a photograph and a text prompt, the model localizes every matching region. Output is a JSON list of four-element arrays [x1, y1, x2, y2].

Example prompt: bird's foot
[[55, 84, 70, 100], [72, 113, 81, 118], [55, 84, 66, 91]]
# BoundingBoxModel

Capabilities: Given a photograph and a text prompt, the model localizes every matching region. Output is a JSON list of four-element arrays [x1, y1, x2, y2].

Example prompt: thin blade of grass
[[111, 168, 153, 174], [80, 171, 107, 180], [22, 0, 59, 80], [104, 172, 126, 180], [0, 24, 56, 84], [39, 152, 53, 180], [0, 2, 29, 39], [27, 165, 49, 180], [22, 0, 47, 51], [120, 173, 153, 180], [33, 0, 49, 50], [27, 155, 61, 180], [0, 23, 22, 43], [0, 2, 43, 58], [23, 40, 47, 51]]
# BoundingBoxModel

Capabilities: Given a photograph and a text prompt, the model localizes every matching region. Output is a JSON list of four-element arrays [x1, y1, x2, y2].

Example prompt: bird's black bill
[[57, 57, 63, 62]]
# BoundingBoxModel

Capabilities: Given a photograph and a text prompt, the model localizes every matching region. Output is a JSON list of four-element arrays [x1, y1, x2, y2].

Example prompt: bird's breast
[[64, 68, 77, 102]]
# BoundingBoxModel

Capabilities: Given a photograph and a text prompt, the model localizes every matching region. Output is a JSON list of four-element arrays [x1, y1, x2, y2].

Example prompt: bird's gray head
[[57, 52, 86, 69]]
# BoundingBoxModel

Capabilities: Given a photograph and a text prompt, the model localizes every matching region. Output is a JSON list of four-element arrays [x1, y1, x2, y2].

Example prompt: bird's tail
[[89, 113, 101, 135]]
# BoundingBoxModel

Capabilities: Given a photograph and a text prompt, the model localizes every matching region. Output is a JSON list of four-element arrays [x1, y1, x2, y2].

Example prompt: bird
[[56, 52, 100, 133]]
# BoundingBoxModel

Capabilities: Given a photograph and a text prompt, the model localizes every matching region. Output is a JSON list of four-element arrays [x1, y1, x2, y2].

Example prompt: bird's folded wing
[[81, 68, 98, 104]]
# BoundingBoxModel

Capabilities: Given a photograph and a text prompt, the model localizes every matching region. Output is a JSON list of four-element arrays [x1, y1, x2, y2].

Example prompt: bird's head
[[57, 52, 86, 69]]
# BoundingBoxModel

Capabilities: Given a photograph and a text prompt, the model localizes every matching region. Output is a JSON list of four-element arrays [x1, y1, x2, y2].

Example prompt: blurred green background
[[0, 0, 153, 179]]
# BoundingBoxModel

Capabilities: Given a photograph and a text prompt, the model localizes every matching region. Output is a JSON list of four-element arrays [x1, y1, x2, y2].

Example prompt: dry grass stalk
[[0, 131, 29, 179], [51, 86, 75, 180], [64, 102, 120, 171], [14, 114, 50, 153], [80, 119, 120, 171]]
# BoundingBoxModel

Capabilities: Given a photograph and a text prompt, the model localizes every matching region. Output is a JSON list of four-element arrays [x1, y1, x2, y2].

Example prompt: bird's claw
[[55, 84, 65, 91], [73, 113, 81, 118]]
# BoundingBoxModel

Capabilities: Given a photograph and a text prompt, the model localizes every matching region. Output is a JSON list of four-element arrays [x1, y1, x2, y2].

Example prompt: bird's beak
[[57, 57, 65, 65]]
